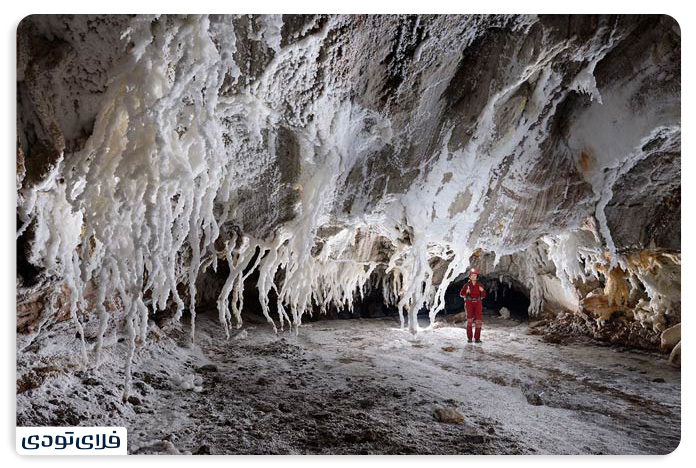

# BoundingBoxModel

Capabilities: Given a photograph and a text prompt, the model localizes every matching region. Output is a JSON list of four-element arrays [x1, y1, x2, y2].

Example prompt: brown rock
[[660, 323, 680, 351], [581, 294, 630, 322], [441, 312, 467, 323], [668, 341, 681, 367], [435, 407, 465, 424]]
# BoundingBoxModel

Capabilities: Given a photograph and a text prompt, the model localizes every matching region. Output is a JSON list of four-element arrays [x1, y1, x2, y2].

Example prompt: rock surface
[[669, 342, 681, 367], [660, 323, 680, 351]]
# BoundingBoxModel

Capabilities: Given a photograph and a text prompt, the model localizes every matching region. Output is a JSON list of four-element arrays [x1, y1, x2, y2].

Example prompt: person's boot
[[467, 339, 473, 343], [474, 323, 482, 343]]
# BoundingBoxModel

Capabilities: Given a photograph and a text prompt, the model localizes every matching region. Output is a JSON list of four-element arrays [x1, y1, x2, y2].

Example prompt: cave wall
[[16, 14, 680, 356]]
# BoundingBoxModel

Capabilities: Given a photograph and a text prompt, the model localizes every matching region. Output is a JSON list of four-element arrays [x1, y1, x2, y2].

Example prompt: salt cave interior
[[16, 14, 681, 454]]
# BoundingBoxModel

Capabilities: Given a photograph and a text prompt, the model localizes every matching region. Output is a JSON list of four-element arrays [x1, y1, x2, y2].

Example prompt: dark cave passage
[[195, 264, 533, 324], [442, 276, 530, 320], [481, 278, 530, 320], [193, 259, 402, 323]]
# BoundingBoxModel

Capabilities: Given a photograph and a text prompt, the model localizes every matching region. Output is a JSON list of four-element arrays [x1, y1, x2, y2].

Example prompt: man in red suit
[[459, 268, 486, 343]]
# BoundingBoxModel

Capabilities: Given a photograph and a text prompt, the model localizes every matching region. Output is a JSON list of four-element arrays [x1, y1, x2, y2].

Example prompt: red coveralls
[[459, 280, 486, 340]]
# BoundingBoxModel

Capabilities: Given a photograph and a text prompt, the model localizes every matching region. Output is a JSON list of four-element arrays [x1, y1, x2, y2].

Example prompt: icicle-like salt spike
[[136, 296, 149, 344], [122, 304, 137, 402], [94, 264, 111, 367], [67, 251, 88, 364], [256, 235, 286, 330], [429, 253, 462, 324], [542, 233, 589, 293], [217, 240, 235, 338]]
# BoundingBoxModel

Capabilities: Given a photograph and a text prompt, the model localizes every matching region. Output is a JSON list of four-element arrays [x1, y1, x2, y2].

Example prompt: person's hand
[[479, 286, 483, 292]]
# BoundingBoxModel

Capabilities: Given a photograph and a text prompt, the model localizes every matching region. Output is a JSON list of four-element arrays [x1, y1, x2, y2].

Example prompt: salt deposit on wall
[[17, 14, 681, 388]]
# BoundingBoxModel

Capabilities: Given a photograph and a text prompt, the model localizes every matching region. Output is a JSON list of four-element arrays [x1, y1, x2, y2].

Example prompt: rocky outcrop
[[661, 323, 681, 351], [662, 322, 681, 364], [669, 342, 681, 367]]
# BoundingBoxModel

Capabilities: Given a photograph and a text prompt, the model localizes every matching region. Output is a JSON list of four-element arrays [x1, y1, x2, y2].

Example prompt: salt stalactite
[[19, 15, 245, 396], [17, 14, 679, 385], [388, 18, 613, 324], [18, 157, 89, 363], [542, 233, 593, 292], [21, 14, 525, 345], [540, 224, 680, 330]]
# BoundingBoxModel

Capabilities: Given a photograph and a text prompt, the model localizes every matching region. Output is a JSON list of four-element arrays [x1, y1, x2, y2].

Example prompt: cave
[[439, 275, 532, 320], [481, 278, 530, 319], [482, 279, 531, 320], [16, 14, 681, 455]]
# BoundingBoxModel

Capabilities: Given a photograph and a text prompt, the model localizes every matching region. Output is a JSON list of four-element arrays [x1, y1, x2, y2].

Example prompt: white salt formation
[[17, 15, 681, 393], [170, 373, 204, 393]]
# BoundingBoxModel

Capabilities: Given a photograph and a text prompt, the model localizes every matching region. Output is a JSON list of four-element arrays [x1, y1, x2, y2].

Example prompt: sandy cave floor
[[17, 312, 681, 455]]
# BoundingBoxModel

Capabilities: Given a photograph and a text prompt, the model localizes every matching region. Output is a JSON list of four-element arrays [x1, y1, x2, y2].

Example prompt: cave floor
[[17, 313, 681, 455]]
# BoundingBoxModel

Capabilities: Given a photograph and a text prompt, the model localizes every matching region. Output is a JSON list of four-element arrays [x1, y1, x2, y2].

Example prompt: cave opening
[[442, 275, 530, 320], [194, 253, 403, 324], [481, 278, 530, 320], [196, 265, 532, 324]]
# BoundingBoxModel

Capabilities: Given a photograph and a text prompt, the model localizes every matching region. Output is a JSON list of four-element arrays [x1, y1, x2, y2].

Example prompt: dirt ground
[[16, 312, 681, 454]]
